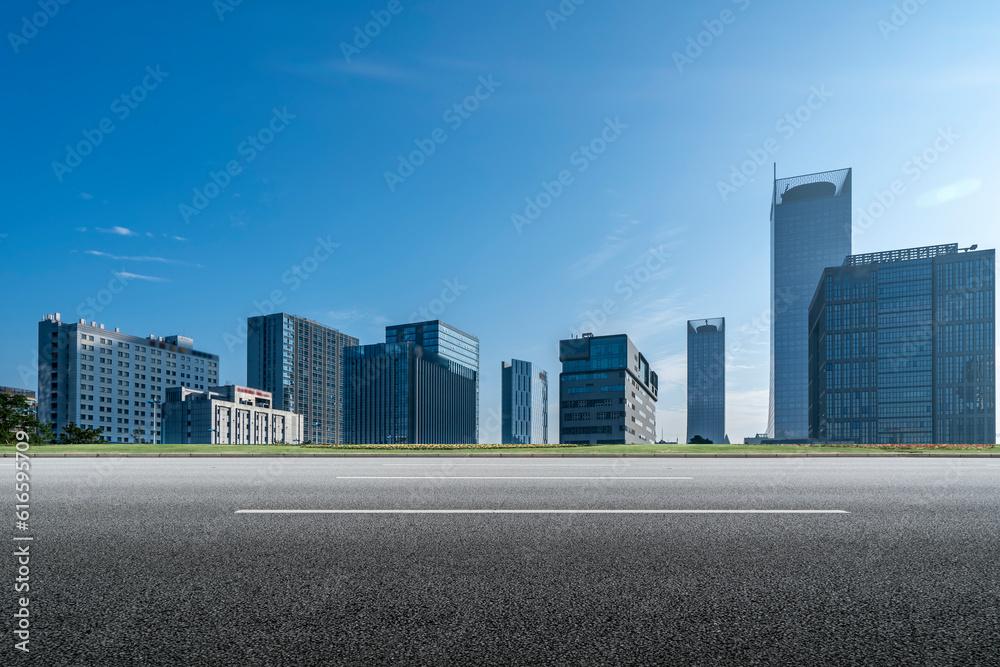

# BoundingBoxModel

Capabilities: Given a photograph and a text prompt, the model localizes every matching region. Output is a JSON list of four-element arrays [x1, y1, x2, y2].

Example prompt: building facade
[[162, 385, 303, 445], [501, 359, 548, 445], [769, 167, 853, 440], [385, 320, 479, 441], [687, 318, 726, 444], [247, 313, 358, 445], [344, 342, 478, 444], [809, 244, 995, 444], [559, 333, 658, 445], [37, 314, 219, 443]]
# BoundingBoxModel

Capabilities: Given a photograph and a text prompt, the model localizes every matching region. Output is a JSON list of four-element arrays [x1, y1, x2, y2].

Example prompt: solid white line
[[236, 509, 849, 515], [381, 463, 648, 467], [335, 476, 693, 480]]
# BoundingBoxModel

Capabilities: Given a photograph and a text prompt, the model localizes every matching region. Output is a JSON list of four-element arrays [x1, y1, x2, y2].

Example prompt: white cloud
[[114, 272, 169, 283], [84, 250, 201, 267], [916, 178, 982, 208], [80, 192, 94, 200], [96, 226, 138, 237]]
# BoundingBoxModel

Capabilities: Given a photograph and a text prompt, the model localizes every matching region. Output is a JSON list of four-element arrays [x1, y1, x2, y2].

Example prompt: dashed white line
[[236, 509, 849, 515], [335, 476, 693, 480]]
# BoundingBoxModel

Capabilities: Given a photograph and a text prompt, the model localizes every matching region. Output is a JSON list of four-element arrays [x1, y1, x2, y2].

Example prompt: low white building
[[162, 385, 303, 445]]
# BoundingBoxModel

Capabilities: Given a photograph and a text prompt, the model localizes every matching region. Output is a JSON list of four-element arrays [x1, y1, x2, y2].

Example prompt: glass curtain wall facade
[[687, 318, 726, 444], [345, 342, 478, 444], [501, 359, 549, 445], [559, 333, 658, 445], [769, 167, 853, 440], [809, 244, 995, 444], [247, 313, 358, 444], [385, 320, 479, 442]]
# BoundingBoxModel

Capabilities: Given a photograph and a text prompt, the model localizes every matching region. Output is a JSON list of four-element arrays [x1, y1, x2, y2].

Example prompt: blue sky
[[2, 0, 999, 442]]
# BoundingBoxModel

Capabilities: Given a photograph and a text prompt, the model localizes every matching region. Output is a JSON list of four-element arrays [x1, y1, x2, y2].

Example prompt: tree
[[31, 422, 57, 445], [60, 422, 106, 444], [688, 435, 713, 445], [131, 427, 146, 444], [0, 393, 41, 444]]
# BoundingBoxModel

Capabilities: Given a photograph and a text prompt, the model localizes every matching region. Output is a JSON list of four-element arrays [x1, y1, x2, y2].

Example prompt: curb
[[4, 451, 999, 459]]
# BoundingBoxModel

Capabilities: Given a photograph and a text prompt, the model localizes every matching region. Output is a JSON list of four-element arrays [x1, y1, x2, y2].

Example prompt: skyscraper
[[687, 318, 726, 444], [769, 167, 853, 439], [809, 243, 995, 444], [247, 313, 358, 445], [344, 341, 478, 444], [501, 359, 548, 445], [37, 314, 219, 443], [385, 320, 479, 441], [559, 333, 658, 445]]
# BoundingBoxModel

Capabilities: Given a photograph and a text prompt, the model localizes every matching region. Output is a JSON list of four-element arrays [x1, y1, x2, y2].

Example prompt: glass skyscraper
[[385, 320, 479, 441], [809, 244, 995, 444], [247, 313, 358, 444], [501, 359, 548, 445], [769, 167, 853, 440], [559, 333, 658, 445], [687, 318, 726, 444], [345, 341, 478, 444]]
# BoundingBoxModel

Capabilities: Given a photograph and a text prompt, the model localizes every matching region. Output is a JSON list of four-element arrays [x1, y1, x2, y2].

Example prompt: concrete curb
[[4, 451, 999, 459]]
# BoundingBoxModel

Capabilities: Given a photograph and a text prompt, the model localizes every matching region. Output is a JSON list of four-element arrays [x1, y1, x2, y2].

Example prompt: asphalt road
[[5, 457, 1000, 666]]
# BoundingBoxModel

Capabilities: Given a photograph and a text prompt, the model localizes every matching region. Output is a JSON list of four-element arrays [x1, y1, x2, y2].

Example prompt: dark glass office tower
[[687, 318, 726, 444], [345, 342, 478, 444], [809, 244, 995, 444], [247, 313, 359, 444], [559, 333, 658, 445], [501, 359, 548, 444], [769, 167, 853, 440], [385, 320, 479, 441]]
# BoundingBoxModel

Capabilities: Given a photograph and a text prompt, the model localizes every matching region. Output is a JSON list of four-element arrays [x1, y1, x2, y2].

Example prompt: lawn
[[1, 442, 995, 455]]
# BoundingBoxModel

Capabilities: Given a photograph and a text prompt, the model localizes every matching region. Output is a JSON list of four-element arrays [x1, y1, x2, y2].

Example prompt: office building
[[385, 320, 479, 441], [769, 167, 853, 440], [162, 385, 302, 445], [37, 313, 219, 443], [501, 359, 548, 445], [559, 333, 658, 445], [1, 386, 36, 409], [809, 244, 995, 444], [247, 313, 358, 445], [687, 318, 726, 444], [344, 342, 478, 444]]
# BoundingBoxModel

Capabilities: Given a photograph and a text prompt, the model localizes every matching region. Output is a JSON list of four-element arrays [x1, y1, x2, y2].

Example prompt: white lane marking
[[237, 509, 849, 514], [335, 476, 693, 480], [381, 463, 649, 467]]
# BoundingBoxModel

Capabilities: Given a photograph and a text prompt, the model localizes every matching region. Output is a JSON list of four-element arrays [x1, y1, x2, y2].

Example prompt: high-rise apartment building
[[247, 313, 358, 445], [559, 333, 658, 445], [501, 359, 548, 445], [385, 320, 479, 441], [37, 313, 219, 443], [344, 342, 478, 444], [769, 167, 853, 439], [687, 318, 726, 444], [809, 244, 995, 444]]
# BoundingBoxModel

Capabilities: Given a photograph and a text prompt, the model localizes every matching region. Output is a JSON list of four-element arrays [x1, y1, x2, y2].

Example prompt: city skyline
[[3, 2, 1000, 443]]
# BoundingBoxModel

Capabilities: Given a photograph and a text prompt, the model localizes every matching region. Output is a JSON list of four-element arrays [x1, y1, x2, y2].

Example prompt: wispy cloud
[[567, 216, 643, 278], [84, 250, 201, 268], [80, 192, 94, 200], [114, 272, 169, 283], [916, 178, 982, 208], [96, 226, 138, 237]]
